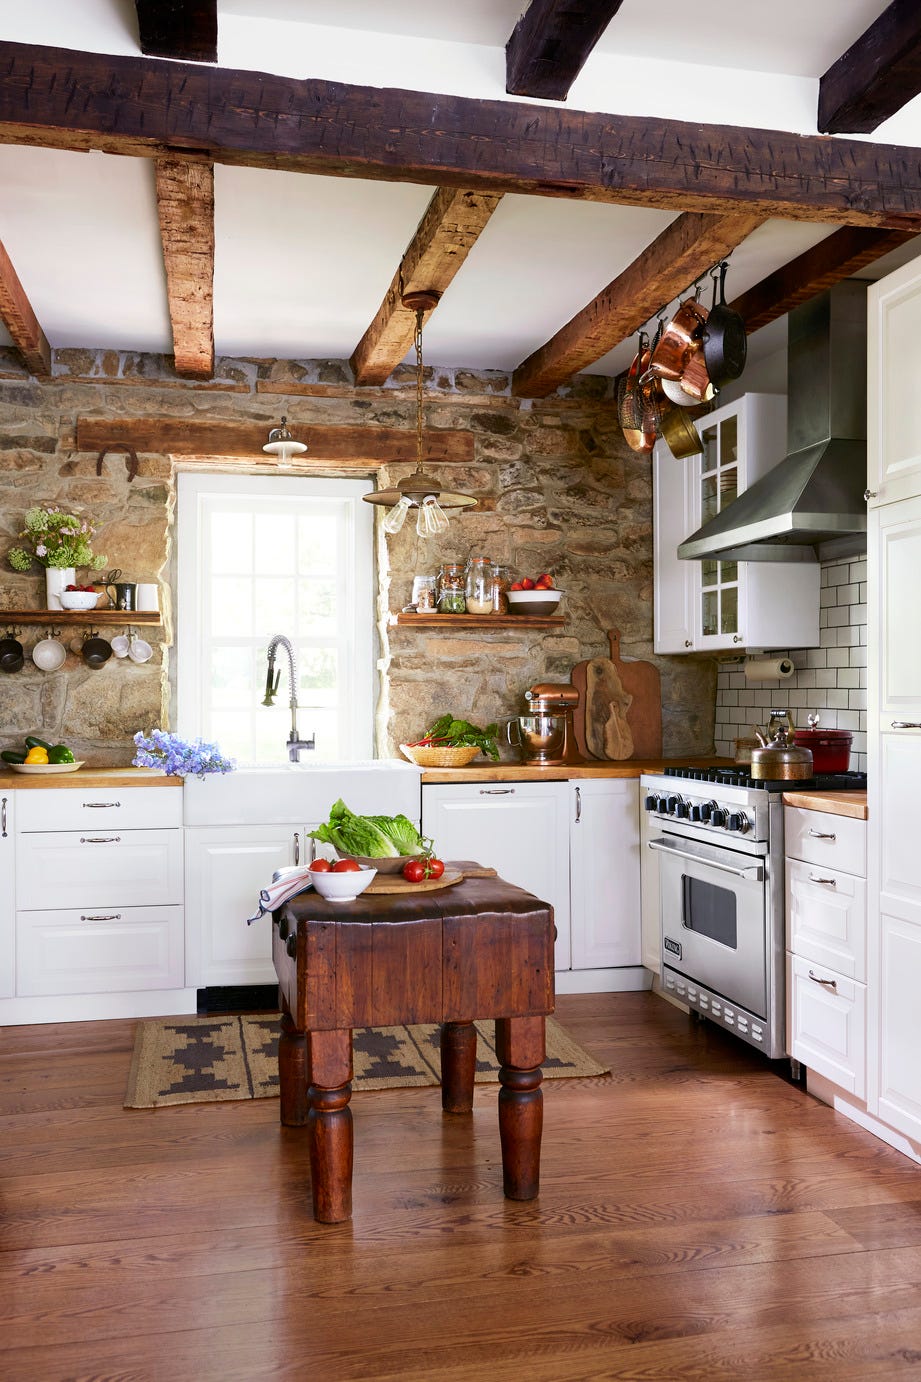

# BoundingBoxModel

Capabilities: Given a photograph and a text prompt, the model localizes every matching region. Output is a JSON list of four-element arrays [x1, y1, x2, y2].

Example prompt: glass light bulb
[[383, 495, 412, 534], [416, 495, 448, 537]]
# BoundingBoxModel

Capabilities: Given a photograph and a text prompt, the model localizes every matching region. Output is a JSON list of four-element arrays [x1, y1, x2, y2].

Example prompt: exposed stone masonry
[[0, 348, 715, 764]]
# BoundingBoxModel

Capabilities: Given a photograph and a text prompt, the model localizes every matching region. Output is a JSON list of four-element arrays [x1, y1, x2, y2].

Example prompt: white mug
[[111, 634, 130, 658], [128, 636, 153, 664], [136, 583, 159, 613]]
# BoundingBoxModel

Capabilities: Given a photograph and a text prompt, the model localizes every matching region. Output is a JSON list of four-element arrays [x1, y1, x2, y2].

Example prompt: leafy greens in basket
[[308, 799, 427, 859], [407, 714, 500, 761]]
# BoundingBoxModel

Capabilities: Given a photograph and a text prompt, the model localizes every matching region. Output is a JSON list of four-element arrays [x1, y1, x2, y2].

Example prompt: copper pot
[[650, 383, 703, 459], [649, 296, 708, 383]]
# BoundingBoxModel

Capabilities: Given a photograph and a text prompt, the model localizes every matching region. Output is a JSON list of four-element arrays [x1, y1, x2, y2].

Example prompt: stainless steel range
[[641, 766, 866, 1059]]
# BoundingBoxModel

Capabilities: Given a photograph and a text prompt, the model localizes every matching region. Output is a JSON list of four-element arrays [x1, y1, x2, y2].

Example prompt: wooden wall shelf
[[394, 613, 565, 629], [1, 609, 162, 627]]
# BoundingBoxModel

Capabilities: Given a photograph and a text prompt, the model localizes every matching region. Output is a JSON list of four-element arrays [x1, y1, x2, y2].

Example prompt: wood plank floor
[[2, 992, 920, 1381]]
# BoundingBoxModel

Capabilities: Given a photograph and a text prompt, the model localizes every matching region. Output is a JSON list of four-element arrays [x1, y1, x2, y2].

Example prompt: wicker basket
[[400, 743, 481, 768]]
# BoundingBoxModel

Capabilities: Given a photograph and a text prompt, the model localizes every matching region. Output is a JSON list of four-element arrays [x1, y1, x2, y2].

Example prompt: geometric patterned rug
[[124, 1014, 610, 1109]]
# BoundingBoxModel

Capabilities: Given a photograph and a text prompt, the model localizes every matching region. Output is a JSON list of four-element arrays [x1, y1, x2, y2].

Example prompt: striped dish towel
[[246, 866, 314, 925]]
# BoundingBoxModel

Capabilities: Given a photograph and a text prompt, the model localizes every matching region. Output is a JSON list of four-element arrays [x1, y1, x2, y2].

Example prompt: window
[[176, 472, 374, 764]]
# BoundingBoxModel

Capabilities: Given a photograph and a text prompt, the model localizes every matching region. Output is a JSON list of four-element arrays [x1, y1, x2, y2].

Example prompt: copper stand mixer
[[507, 682, 582, 766]]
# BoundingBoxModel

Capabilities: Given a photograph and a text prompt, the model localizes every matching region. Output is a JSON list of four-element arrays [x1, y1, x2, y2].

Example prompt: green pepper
[[1, 749, 26, 764], [48, 744, 75, 764], [25, 735, 53, 752]]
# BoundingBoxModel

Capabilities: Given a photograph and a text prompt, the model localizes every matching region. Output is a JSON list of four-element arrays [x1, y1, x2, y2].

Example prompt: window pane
[[298, 646, 337, 694], [702, 590, 718, 637], [721, 585, 738, 635], [211, 577, 252, 636], [720, 415, 738, 464], [299, 517, 337, 571], [298, 577, 337, 631], [210, 647, 253, 708], [701, 558, 718, 585], [255, 576, 295, 634], [720, 560, 738, 583], [702, 474, 718, 523], [211, 512, 253, 573], [701, 426, 717, 473], [719, 467, 738, 508], [255, 514, 296, 574]]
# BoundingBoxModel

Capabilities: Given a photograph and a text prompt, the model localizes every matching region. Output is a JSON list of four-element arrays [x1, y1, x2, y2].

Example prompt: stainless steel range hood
[[678, 282, 868, 564]]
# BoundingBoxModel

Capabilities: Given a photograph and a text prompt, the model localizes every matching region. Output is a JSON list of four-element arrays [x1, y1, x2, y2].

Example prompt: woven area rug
[[124, 1014, 610, 1109]]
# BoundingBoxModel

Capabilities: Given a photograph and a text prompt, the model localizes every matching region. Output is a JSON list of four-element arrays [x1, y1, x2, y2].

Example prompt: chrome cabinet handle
[[80, 836, 121, 844], [1, 796, 6, 839], [574, 786, 582, 823], [808, 970, 838, 991], [293, 831, 300, 865], [808, 829, 836, 840], [732, 634, 743, 643], [808, 875, 837, 886], [863, 489, 876, 501], [479, 788, 515, 795], [81, 913, 121, 921], [891, 721, 921, 729], [83, 801, 121, 809], [684, 639, 692, 648]]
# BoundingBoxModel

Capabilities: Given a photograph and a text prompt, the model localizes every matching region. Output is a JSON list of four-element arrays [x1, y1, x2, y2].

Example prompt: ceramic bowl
[[507, 588, 563, 616], [127, 637, 153, 664], [309, 865, 377, 902], [59, 590, 100, 611], [31, 637, 67, 672]]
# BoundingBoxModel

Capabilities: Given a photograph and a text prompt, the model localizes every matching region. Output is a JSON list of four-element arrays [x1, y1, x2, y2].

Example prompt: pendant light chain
[[414, 306, 425, 474]]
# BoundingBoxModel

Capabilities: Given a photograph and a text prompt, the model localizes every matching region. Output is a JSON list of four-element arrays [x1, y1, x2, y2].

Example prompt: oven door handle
[[647, 838, 764, 882]]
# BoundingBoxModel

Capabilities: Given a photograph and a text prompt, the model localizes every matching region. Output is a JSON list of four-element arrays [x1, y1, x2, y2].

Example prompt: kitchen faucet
[[262, 634, 315, 762]]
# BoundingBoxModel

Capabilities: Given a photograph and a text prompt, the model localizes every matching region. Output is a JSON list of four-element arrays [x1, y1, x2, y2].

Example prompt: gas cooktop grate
[[660, 767, 867, 793]]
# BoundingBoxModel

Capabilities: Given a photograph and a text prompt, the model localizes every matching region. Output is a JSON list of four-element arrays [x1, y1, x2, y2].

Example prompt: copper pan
[[619, 335, 656, 453], [648, 296, 708, 382]]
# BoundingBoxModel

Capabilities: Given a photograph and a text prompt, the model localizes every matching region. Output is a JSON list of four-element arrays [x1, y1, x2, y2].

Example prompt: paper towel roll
[[744, 656, 795, 682]]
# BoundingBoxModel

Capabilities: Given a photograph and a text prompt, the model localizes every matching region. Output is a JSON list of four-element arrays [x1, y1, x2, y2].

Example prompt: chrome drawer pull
[[80, 836, 121, 844], [83, 801, 121, 808], [1, 796, 6, 839], [891, 721, 921, 730], [575, 786, 582, 823], [808, 970, 838, 991], [81, 913, 121, 922], [808, 874, 837, 886], [293, 831, 300, 865], [807, 829, 836, 841], [479, 788, 515, 795]]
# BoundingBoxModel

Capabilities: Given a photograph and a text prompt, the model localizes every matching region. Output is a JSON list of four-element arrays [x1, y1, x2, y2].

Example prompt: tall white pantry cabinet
[[865, 255, 921, 1152]]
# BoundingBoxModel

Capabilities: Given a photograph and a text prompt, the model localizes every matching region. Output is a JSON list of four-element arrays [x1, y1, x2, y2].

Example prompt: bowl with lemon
[[1, 737, 84, 774]]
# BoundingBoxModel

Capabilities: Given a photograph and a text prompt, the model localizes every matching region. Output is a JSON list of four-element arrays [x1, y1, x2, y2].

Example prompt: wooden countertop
[[420, 757, 731, 784], [0, 766, 181, 789], [782, 789, 868, 820]]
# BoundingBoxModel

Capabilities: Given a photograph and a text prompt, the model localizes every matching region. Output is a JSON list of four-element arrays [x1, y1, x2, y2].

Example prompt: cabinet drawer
[[786, 953, 866, 1097], [783, 807, 867, 876], [15, 786, 182, 833], [785, 857, 867, 981], [16, 906, 184, 995], [16, 830, 183, 910]]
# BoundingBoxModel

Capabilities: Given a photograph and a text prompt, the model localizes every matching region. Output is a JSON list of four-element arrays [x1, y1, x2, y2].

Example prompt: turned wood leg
[[307, 1029, 354, 1224], [278, 1007, 310, 1127], [495, 1016, 545, 1201], [440, 1020, 477, 1114]]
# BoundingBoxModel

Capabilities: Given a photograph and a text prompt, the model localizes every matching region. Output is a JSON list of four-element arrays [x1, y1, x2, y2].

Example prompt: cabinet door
[[17, 906, 184, 997], [873, 495, 921, 727], [0, 792, 13, 999], [786, 953, 866, 1098], [184, 823, 300, 986], [569, 780, 640, 969], [422, 782, 571, 970], [653, 443, 695, 654], [696, 406, 746, 650], [868, 255, 921, 507]]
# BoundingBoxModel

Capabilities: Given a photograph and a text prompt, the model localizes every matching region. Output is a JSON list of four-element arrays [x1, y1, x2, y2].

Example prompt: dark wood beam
[[819, 0, 921, 134], [506, 1, 625, 100], [155, 157, 215, 378], [1, 44, 921, 229], [351, 188, 502, 386], [729, 226, 918, 334], [135, 1, 217, 64], [0, 236, 51, 377], [74, 418, 474, 466], [512, 210, 765, 397]]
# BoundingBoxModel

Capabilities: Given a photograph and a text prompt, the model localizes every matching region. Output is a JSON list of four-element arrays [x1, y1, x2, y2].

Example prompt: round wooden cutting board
[[365, 869, 463, 895]]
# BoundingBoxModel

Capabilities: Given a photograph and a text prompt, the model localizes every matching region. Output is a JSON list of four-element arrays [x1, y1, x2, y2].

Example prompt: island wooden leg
[[440, 1020, 477, 1113], [495, 1016, 545, 1201], [307, 1029, 354, 1223], [278, 1005, 310, 1127]]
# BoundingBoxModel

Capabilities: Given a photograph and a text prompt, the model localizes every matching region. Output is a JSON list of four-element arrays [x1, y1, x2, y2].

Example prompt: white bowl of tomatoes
[[308, 858, 377, 901]]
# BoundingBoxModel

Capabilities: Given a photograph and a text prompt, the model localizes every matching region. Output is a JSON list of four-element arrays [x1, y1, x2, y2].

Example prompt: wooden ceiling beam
[[351, 188, 502, 386], [155, 157, 215, 378], [1, 44, 920, 229], [506, 1, 625, 100], [0, 236, 51, 378], [512, 210, 765, 397], [819, 0, 921, 134], [729, 226, 919, 335], [135, 1, 217, 64]]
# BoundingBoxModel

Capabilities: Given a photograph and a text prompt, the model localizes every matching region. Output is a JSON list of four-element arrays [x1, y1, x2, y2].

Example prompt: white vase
[[45, 567, 75, 610]]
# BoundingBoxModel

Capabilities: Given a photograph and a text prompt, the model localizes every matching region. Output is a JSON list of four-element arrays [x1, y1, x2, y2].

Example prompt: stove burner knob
[[726, 811, 749, 833], [666, 795, 682, 814], [673, 800, 690, 819], [644, 794, 664, 813], [700, 801, 716, 821], [688, 803, 703, 822], [710, 807, 728, 828]]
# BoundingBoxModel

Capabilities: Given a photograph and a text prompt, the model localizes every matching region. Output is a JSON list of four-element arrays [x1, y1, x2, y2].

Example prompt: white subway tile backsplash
[[837, 668, 859, 689]]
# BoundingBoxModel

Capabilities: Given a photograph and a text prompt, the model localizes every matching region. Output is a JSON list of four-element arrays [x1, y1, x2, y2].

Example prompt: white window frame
[[176, 470, 374, 763]]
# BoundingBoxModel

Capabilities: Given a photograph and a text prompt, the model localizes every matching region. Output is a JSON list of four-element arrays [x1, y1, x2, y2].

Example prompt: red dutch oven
[[792, 725, 853, 773]]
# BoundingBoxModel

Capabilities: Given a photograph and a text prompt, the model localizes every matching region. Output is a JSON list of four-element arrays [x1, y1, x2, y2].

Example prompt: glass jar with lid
[[489, 564, 510, 614], [436, 562, 466, 614], [465, 556, 494, 615]]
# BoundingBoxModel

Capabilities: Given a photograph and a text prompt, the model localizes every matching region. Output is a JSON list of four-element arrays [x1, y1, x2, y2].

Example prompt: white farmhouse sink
[[182, 759, 422, 826]]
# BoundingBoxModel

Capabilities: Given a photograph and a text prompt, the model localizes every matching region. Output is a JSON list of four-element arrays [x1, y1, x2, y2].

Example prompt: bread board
[[365, 869, 463, 895], [570, 628, 662, 760]]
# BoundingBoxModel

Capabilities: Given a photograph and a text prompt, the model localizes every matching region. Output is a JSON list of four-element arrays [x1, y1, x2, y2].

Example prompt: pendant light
[[263, 416, 307, 463], [362, 291, 477, 534]]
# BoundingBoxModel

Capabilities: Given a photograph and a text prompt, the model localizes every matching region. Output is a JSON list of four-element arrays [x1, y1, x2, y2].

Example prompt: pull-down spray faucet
[[263, 634, 315, 762]]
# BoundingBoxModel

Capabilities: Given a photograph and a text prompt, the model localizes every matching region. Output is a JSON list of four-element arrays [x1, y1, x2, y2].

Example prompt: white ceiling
[[1, 1, 920, 378]]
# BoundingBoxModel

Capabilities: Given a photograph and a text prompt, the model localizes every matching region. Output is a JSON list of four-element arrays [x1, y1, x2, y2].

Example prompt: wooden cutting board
[[570, 629, 662, 761], [364, 863, 497, 895]]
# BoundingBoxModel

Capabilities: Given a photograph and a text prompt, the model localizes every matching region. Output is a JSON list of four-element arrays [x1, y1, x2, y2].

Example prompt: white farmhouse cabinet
[[867, 257, 921, 507], [1, 791, 13, 999], [569, 779, 640, 971], [654, 393, 820, 653]]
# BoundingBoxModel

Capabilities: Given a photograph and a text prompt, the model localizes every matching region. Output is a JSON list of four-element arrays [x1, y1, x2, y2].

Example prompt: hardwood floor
[[1, 992, 920, 1381]]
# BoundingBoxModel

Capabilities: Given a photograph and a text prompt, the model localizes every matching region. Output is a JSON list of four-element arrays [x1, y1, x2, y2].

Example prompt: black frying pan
[[703, 262, 747, 387]]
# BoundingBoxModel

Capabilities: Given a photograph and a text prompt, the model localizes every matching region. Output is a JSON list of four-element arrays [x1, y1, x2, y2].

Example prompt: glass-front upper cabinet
[[699, 410, 741, 644]]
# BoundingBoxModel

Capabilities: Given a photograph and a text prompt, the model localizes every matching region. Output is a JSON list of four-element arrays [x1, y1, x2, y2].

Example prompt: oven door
[[651, 833, 768, 1019]]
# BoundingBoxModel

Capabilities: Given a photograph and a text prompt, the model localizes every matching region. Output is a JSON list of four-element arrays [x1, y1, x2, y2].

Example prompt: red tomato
[[403, 859, 426, 883], [425, 857, 445, 879], [308, 858, 331, 872], [332, 858, 361, 872]]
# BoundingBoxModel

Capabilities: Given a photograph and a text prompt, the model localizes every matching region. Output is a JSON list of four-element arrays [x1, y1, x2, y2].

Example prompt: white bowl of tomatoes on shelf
[[507, 572, 563, 616], [307, 857, 376, 901]]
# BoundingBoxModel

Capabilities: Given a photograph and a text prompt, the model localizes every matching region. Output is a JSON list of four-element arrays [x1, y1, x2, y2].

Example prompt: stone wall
[[0, 348, 716, 764]]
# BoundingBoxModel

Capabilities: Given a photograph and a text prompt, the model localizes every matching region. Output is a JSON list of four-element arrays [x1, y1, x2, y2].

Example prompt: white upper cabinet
[[654, 393, 820, 654], [868, 257, 921, 508]]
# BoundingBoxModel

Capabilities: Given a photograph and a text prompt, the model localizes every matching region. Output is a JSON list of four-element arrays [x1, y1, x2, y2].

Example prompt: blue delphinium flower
[[133, 730, 235, 779]]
